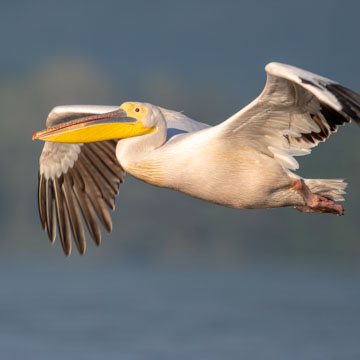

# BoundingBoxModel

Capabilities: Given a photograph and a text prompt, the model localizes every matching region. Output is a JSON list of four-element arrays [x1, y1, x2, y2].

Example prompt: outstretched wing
[[219, 62, 360, 170], [37, 105, 125, 256]]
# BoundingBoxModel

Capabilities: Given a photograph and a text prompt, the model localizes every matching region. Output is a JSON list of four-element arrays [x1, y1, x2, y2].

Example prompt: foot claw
[[292, 179, 345, 216]]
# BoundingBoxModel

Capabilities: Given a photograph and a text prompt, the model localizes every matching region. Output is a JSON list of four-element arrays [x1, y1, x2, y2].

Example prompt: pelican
[[33, 62, 360, 256]]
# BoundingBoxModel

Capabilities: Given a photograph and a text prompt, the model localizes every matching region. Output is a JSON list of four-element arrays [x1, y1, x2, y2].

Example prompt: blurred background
[[1, 0, 360, 359]]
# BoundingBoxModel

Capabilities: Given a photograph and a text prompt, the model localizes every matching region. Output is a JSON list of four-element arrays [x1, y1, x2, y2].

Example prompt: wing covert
[[219, 62, 360, 170]]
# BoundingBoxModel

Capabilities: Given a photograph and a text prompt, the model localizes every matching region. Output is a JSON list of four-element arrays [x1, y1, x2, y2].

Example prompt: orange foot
[[290, 179, 344, 216]]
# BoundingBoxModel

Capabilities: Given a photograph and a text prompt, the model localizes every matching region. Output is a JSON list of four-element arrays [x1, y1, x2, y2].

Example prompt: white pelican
[[33, 62, 360, 255]]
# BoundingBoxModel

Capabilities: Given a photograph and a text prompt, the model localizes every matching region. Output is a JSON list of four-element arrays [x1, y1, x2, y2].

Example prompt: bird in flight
[[33, 62, 360, 256]]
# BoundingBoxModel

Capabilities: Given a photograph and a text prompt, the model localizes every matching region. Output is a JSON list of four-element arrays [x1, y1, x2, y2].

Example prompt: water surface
[[1, 261, 359, 360]]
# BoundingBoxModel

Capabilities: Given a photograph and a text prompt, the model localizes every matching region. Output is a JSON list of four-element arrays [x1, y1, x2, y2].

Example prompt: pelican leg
[[290, 179, 344, 216]]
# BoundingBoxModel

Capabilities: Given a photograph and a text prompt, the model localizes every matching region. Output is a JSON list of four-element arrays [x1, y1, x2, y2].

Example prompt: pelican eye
[[134, 107, 140, 113]]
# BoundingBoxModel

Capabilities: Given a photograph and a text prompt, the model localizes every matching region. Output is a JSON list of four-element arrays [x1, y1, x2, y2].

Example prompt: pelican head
[[32, 102, 158, 143]]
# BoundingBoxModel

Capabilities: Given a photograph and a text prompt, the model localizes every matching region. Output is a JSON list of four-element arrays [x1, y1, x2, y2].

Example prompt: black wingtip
[[326, 83, 360, 124]]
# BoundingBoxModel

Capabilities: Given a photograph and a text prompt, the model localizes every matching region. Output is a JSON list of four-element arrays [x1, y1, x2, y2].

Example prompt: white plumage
[[33, 62, 360, 255]]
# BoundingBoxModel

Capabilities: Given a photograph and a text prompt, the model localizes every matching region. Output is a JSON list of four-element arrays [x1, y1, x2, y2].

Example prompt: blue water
[[1, 260, 359, 360]]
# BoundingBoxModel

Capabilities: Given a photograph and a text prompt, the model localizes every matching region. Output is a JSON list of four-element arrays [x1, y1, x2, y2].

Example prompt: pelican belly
[[120, 130, 303, 209], [167, 145, 298, 209]]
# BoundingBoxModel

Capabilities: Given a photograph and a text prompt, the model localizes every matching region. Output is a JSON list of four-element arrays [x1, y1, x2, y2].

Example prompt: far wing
[[37, 105, 125, 256], [218, 62, 360, 170], [159, 107, 210, 141]]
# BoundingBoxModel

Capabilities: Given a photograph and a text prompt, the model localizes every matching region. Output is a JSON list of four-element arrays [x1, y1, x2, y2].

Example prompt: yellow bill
[[32, 109, 155, 143]]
